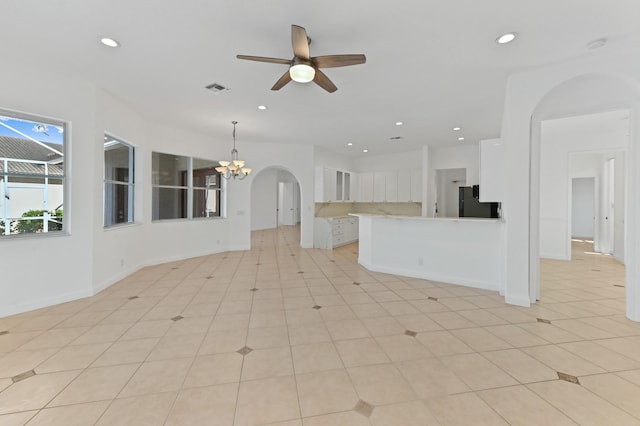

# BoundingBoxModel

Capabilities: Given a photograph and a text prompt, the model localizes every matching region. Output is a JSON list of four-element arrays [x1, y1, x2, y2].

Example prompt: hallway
[[0, 227, 639, 425]]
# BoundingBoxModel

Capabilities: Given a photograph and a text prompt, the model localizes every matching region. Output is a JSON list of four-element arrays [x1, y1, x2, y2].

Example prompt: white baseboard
[[505, 294, 531, 307]]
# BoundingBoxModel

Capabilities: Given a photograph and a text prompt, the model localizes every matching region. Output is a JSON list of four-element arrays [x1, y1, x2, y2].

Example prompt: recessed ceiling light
[[100, 37, 120, 48], [395, 121, 404, 126], [347, 142, 353, 146], [453, 127, 461, 131], [587, 38, 607, 50], [458, 137, 465, 141], [363, 149, 369, 153], [496, 32, 517, 44], [257, 105, 267, 110]]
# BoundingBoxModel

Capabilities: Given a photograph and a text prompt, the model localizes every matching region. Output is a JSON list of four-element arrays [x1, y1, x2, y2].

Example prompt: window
[[0, 110, 65, 236], [104, 135, 134, 227], [152, 152, 224, 220]]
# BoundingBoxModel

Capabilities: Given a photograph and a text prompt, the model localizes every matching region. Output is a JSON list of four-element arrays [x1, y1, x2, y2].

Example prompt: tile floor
[[0, 230, 639, 425]]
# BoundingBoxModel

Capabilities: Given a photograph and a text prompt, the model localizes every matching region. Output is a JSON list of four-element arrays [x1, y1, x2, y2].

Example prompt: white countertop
[[348, 213, 503, 223]]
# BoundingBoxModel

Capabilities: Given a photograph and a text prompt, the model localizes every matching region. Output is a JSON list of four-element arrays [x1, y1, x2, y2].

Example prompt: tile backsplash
[[315, 202, 422, 217]]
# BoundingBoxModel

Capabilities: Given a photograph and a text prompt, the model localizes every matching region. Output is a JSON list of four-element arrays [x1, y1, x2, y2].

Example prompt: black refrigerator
[[459, 186, 500, 218]]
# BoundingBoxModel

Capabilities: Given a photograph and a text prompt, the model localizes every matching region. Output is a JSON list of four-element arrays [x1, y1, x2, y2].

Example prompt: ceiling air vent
[[205, 83, 230, 93], [390, 136, 403, 141]]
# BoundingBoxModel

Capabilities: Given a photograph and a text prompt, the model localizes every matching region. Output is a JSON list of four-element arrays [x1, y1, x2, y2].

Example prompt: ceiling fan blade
[[271, 70, 292, 90], [313, 69, 337, 93], [313, 54, 367, 68], [236, 55, 291, 65], [291, 25, 310, 59]]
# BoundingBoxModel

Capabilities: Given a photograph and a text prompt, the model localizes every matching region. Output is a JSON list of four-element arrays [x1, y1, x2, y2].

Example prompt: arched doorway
[[250, 166, 302, 246], [528, 74, 640, 320]]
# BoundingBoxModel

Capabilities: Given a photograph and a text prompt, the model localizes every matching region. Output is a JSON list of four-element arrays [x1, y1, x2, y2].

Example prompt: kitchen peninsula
[[352, 213, 504, 292]]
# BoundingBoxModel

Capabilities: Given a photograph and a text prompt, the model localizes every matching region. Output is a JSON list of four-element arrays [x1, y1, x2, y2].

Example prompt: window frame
[[103, 134, 135, 228], [0, 108, 67, 238], [151, 152, 226, 222]]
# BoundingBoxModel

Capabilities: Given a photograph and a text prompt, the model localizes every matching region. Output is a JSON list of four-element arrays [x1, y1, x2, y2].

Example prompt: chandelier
[[215, 121, 252, 180]]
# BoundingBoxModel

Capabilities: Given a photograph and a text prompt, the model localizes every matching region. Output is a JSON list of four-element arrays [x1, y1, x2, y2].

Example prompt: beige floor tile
[[241, 346, 294, 381], [49, 363, 139, 406], [334, 338, 390, 367], [35, 343, 110, 373], [347, 363, 417, 405], [250, 310, 287, 329], [165, 383, 238, 426], [118, 358, 192, 397], [26, 400, 110, 426], [198, 329, 247, 355], [17, 327, 89, 351], [580, 373, 640, 419], [209, 313, 250, 331], [119, 320, 172, 340], [288, 323, 332, 346], [486, 307, 537, 324], [350, 304, 389, 319], [361, 317, 405, 337], [0, 331, 42, 352], [393, 314, 442, 332], [479, 385, 576, 426], [95, 391, 176, 426], [319, 306, 357, 322], [481, 349, 558, 384], [379, 301, 420, 316], [0, 370, 80, 415], [374, 335, 432, 362], [165, 316, 212, 336], [516, 322, 581, 344], [69, 323, 131, 346], [369, 400, 440, 426], [0, 411, 37, 425], [303, 411, 370, 426], [521, 345, 606, 377], [99, 308, 149, 325], [296, 370, 359, 418], [484, 324, 550, 347], [9, 315, 70, 333], [247, 326, 290, 349], [450, 328, 512, 352], [409, 299, 450, 314], [553, 319, 617, 340], [182, 353, 242, 388], [425, 393, 509, 426], [427, 311, 476, 329], [325, 319, 370, 341], [146, 333, 204, 361], [440, 353, 518, 390], [595, 337, 640, 362], [292, 342, 344, 374], [415, 330, 474, 356], [617, 369, 640, 386], [559, 340, 640, 371], [235, 376, 300, 426], [91, 337, 159, 367], [396, 358, 470, 398], [0, 348, 58, 378], [528, 380, 640, 426], [0, 379, 11, 393]]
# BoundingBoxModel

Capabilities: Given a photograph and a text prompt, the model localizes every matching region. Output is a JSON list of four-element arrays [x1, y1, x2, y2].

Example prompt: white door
[[571, 177, 595, 239], [602, 158, 615, 254], [278, 182, 297, 226]]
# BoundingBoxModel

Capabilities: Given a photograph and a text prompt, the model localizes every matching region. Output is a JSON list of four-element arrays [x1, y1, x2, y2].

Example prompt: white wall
[[539, 111, 627, 260], [571, 177, 595, 238], [314, 146, 356, 171], [251, 169, 278, 230], [425, 144, 479, 217], [352, 150, 421, 172], [500, 48, 640, 318]]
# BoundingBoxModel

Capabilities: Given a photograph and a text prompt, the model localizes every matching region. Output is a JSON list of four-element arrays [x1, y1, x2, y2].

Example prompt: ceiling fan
[[237, 25, 366, 93]]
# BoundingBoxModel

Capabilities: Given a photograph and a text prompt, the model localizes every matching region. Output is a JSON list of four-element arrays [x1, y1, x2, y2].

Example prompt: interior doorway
[[435, 168, 466, 217], [250, 167, 301, 234], [277, 181, 300, 227]]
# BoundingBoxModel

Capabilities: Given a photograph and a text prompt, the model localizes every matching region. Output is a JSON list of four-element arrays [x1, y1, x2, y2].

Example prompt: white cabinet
[[313, 216, 359, 249], [358, 172, 374, 202], [385, 172, 398, 202], [410, 169, 422, 202], [397, 171, 411, 201], [316, 167, 355, 202], [373, 172, 386, 202]]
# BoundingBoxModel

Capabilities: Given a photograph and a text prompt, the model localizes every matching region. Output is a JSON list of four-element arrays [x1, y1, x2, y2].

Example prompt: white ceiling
[[3, 0, 639, 157]]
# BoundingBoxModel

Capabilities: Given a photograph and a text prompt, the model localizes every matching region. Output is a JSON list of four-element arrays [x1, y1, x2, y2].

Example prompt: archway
[[528, 74, 640, 320], [249, 166, 303, 246]]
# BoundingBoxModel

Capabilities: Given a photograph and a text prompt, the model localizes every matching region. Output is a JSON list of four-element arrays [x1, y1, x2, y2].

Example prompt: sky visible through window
[[0, 115, 64, 145]]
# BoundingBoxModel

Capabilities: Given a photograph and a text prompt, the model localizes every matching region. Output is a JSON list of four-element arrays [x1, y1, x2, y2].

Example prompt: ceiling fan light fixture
[[289, 63, 315, 83], [496, 32, 517, 44]]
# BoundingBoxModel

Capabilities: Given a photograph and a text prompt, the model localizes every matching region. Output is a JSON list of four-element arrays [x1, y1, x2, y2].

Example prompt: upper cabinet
[[358, 172, 374, 202], [355, 169, 422, 202], [315, 167, 356, 202], [478, 138, 506, 202]]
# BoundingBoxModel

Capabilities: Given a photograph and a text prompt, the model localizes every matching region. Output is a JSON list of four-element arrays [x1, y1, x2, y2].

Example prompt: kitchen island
[[351, 213, 505, 292]]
